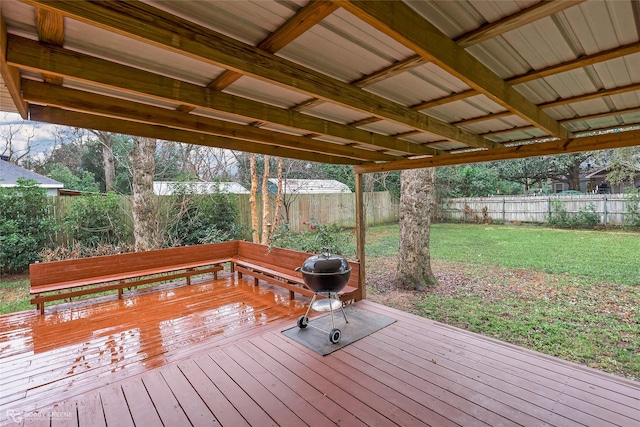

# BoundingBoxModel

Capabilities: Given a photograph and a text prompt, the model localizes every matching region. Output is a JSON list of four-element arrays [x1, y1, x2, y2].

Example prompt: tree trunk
[[96, 131, 116, 192], [130, 137, 158, 251], [249, 153, 260, 243], [567, 157, 582, 190], [364, 173, 375, 193], [395, 168, 438, 290], [272, 157, 284, 231], [261, 155, 270, 245]]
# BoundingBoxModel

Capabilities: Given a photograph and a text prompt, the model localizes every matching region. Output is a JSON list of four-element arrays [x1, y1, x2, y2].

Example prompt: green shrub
[[548, 200, 572, 227], [0, 178, 57, 273], [548, 200, 600, 229], [270, 220, 353, 256], [623, 189, 640, 229], [576, 204, 600, 228], [63, 192, 130, 246], [164, 186, 246, 246]]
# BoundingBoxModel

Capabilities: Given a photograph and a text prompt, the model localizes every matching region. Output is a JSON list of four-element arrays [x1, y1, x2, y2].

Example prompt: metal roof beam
[[338, 0, 571, 140], [509, 40, 640, 85]]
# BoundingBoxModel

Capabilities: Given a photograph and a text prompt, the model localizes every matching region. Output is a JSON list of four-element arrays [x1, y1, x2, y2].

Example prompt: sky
[[1, 112, 61, 160]]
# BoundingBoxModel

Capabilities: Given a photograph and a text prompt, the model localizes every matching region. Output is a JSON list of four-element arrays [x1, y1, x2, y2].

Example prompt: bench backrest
[[237, 241, 360, 289], [29, 241, 239, 290]]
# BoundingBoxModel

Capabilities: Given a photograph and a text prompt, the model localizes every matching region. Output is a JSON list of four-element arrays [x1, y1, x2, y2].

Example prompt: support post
[[355, 172, 366, 300]]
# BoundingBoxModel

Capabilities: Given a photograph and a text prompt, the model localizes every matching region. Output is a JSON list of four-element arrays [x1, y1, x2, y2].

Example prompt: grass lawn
[[365, 223, 640, 382]]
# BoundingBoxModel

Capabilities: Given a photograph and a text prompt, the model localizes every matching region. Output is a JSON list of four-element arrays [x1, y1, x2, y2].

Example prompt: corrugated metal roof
[[1, 0, 638, 170]]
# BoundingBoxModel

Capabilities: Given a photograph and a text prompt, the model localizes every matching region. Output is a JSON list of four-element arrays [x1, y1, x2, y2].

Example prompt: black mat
[[281, 305, 396, 356]]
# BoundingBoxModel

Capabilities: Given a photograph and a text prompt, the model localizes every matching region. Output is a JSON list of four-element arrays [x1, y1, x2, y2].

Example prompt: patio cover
[[1, 0, 639, 174]]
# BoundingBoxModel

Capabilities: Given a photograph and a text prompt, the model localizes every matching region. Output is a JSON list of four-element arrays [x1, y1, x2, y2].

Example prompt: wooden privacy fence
[[50, 191, 399, 236], [440, 194, 632, 225], [236, 192, 398, 232]]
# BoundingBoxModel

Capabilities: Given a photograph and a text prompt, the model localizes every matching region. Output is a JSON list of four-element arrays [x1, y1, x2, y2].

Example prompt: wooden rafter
[[295, 1, 580, 114], [479, 105, 640, 138], [30, 105, 363, 165], [23, 0, 495, 149], [355, 129, 640, 173], [508, 40, 640, 85], [453, 82, 640, 126], [0, 10, 27, 118], [539, 83, 640, 109], [454, 1, 585, 48], [22, 80, 399, 162], [7, 35, 438, 157], [338, 0, 571, 140], [209, 1, 338, 91], [409, 40, 640, 112], [35, 7, 64, 85], [34, 8, 64, 83]]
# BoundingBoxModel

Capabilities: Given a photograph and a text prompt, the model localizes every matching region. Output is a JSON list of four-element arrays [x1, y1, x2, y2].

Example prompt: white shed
[[267, 179, 351, 194]]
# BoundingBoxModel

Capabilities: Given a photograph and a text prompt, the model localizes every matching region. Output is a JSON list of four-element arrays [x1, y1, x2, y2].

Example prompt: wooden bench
[[29, 241, 239, 314], [232, 241, 359, 302]]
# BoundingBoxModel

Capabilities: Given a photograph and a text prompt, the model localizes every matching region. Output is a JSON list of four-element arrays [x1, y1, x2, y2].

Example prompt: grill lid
[[299, 248, 351, 275]]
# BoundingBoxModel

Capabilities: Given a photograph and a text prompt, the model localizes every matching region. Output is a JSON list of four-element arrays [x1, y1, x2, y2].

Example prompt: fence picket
[[440, 194, 631, 225]]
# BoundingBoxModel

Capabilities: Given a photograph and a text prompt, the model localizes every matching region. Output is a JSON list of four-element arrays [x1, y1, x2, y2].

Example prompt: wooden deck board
[[120, 378, 163, 427], [178, 359, 249, 427], [1, 275, 639, 426], [360, 300, 640, 408], [159, 365, 220, 427]]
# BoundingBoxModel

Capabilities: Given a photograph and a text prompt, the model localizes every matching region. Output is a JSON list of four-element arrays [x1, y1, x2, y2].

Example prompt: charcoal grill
[[295, 248, 351, 343]]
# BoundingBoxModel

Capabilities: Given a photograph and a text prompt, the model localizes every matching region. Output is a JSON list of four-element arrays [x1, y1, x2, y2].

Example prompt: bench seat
[[31, 260, 227, 295], [231, 241, 359, 302], [28, 240, 362, 315], [29, 241, 239, 314]]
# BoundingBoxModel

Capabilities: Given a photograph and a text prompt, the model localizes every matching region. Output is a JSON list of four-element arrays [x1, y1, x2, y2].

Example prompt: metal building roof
[[0, 158, 63, 188], [153, 181, 250, 195], [267, 178, 352, 194], [1, 0, 639, 173]]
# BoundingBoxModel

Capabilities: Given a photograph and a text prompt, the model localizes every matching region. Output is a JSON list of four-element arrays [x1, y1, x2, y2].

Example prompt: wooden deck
[[1, 272, 639, 426]]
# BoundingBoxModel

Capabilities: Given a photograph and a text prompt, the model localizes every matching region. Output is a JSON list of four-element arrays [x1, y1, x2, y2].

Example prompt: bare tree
[[249, 153, 259, 243], [0, 113, 37, 163], [261, 155, 271, 245], [272, 157, 284, 231], [130, 136, 158, 251], [395, 168, 438, 290], [90, 130, 116, 192]]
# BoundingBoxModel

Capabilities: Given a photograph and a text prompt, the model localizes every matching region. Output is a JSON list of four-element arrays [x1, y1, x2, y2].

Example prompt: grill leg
[[304, 293, 317, 320]]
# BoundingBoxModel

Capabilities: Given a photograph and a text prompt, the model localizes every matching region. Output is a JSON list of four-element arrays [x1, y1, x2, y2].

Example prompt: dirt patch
[[366, 257, 637, 321], [366, 257, 471, 314]]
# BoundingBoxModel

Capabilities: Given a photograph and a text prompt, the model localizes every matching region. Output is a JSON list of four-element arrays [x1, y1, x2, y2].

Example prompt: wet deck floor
[[0, 271, 308, 423], [1, 272, 639, 426]]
